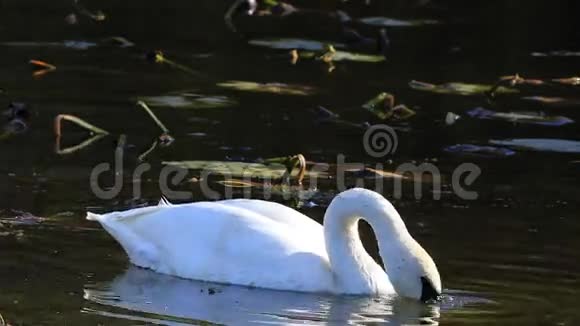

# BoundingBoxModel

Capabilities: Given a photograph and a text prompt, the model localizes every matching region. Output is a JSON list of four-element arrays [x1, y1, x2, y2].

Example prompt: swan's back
[[88, 199, 334, 293]]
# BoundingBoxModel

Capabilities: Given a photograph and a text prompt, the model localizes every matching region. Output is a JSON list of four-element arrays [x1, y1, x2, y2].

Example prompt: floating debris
[[73, 0, 106, 22], [358, 16, 440, 27], [521, 96, 580, 107], [444, 144, 516, 157], [551, 77, 580, 86], [101, 36, 135, 48], [136, 101, 174, 145], [53, 114, 109, 154], [145, 50, 202, 77], [487, 74, 580, 98], [409, 80, 518, 96], [1, 102, 30, 140], [224, 0, 257, 32], [164, 154, 310, 184], [445, 112, 461, 126], [314, 49, 385, 63], [0, 209, 46, 226], [29, 59, 56, 78], [54, 114, 109, 137], [249, 38, 345, 51], [64, 13, 78, 25], [489, 138, 580, 153], [138, 93, 237, 110], [362, 92, 415, 120], [466, 107, 574, 126], [217, 80, 315, 96], [531, 50, 580, 57], [0, 40, 98, 50]]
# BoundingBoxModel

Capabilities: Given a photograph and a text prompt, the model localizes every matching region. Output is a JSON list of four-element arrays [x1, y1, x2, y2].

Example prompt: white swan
[[87, 188, 441, 301]]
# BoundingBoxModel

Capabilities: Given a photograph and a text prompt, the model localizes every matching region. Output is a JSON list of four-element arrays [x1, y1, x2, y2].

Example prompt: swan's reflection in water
[[83, 267, 441, 325]]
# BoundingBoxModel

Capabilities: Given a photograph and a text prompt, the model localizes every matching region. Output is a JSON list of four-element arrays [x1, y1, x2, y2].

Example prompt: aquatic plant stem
[[136, 101, 170, 134], [138, 140, 158, 162], [224, 0, 246, 32], [54, 114, 109, 137]]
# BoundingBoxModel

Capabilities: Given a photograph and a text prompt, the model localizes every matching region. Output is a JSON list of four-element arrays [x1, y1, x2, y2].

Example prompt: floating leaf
[[138, 93, 237, 110], [165, 154, 309, 184], [163, 160, 318, 180], [362, 92, 415, 120], [409, 80, 518, 96], [0, 209, 47, 226], [521, 96, 580, 107], [249, 38, 345, 51], [489, 138, 580, 153], [444, 144, 516, 157], [0, 40, 97, 50], [299, 50, 385, 63], [466, 107, 574, 126], [359, 16, 440, 27], [551, 77, 580, 86], [217, 80, 315, 96]]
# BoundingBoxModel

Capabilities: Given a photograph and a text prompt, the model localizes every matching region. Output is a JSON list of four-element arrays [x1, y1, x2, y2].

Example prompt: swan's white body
[[88, 188, 441, 300]]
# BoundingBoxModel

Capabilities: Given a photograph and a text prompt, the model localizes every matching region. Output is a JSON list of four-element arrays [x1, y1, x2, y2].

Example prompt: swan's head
[[379, 226, 442, 302], [324, 188, 442, 301], [358, 189, 442, 301]]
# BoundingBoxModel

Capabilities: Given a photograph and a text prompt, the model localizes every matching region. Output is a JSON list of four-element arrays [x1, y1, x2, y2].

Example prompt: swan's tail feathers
[[86, 212, 102, 221], [158, 196, 173, 206]]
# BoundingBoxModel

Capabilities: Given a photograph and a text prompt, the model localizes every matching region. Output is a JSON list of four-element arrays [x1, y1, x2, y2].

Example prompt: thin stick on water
[[280, 154, 307, 185], [138, 140, 158, 162], [55, 133, 107, 155], [136, 101, 170, 134], [224, 0, 246, 32], [54, 114, 109, 137], [149, 51, 203, 77]]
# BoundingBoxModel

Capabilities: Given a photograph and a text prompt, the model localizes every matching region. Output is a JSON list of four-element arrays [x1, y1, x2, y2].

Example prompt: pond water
[[1, 0, 579, 324]]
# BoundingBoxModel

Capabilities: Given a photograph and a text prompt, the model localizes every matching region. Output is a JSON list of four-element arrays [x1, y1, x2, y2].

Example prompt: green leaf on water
[[409, 80, 519, 96], [362, 92, 415, 120], [163, 160, 320, 180], [298, 50, 385, 63], [217, 80, 315, 96]]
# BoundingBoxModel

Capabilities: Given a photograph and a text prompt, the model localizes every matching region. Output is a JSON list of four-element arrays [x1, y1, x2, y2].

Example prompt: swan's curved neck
[[323, 190, 410, 294]]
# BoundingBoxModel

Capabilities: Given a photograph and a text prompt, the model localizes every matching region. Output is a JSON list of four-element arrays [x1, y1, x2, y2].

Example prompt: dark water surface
[[1, 0, 579, 324]]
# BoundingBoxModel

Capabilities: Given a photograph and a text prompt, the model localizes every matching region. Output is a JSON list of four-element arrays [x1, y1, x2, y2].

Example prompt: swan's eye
[[420, 276, 441, 303]]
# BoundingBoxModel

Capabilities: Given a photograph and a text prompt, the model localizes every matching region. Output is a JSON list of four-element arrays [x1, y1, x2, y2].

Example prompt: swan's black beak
[[420, 276, 441, 303]]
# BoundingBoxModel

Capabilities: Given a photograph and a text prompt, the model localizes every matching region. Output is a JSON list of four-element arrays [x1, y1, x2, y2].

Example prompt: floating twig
[[147, 50, 202, 77], [29, 59, 56, 70], [54, 114, 109, 137], [273, 154, 307, 185], [55, 133, 107, 155], [30, 59, 56, 78], [136, 101, 170, 134], [138, 140, 158, 162], [224, 0, 248, 32]]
